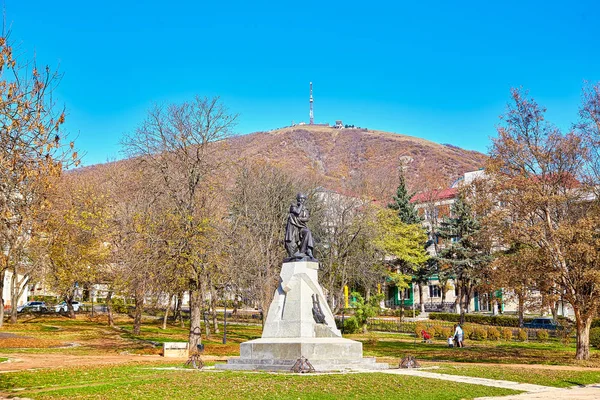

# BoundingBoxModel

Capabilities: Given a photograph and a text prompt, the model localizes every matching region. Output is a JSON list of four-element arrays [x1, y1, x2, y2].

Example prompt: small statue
[[284, 193, 316, 261], [311, 294, 326, 324]]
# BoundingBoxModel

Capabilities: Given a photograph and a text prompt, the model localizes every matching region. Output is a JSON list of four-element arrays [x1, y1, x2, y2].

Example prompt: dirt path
[[0, 352, 226, 373]]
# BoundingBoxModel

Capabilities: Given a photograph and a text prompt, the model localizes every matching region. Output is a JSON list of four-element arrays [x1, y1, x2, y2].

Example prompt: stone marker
[[163, 342, 188, 357]]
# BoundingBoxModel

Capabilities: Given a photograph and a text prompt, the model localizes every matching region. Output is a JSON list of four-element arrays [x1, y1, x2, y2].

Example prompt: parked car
[[523, 318, 561, 330], [54, 301, 82, 313], [16, 301, 48, 313]]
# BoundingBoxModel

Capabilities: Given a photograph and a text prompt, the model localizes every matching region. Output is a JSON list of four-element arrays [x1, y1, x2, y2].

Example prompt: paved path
[[378, 368, 600, 400], [475, 384, 600, 400], [380, 369, 552, 392]]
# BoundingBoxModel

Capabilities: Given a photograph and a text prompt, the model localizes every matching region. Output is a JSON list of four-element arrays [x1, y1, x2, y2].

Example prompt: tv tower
[[309, 82, 314, 125]]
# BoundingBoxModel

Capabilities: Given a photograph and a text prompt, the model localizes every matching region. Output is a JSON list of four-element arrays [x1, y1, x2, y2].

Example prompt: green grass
[[355, 333, 600, 366], [0, 364, 521, 400], [434, 364, 600, 388], [0, 357, 7, 362]]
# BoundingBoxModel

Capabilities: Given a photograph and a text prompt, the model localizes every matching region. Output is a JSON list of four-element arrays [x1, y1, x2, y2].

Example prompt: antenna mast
[[309, 82, 314, 125]]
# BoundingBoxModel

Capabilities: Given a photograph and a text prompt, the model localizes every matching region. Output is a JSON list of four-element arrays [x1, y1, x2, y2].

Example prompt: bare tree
[[122, 96, 237, 351]]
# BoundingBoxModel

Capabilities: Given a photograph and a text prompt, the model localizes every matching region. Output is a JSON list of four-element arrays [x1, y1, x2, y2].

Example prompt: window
[[429, 285, 441, 298]]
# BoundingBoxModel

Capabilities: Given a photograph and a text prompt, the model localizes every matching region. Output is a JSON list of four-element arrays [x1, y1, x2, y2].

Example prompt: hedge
[[429, 312, 570, 328]]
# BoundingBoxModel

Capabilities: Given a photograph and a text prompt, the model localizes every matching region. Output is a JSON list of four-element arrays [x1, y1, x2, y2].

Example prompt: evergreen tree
[[388, 169, 422, 224], [387, 168, 430, 312], [437, 195, 491, 322]]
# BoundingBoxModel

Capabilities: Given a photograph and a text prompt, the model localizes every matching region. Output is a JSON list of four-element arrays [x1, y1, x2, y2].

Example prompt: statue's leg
[[285, 241, 295, 258], [299, 228, 314, 258]]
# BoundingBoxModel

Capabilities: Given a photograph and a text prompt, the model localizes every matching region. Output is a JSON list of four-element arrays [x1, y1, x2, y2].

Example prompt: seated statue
[[284, 193, 316, 261]]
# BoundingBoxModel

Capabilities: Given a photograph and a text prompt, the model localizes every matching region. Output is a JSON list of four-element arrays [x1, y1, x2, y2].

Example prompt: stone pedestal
[[218, 261, 388, 371]]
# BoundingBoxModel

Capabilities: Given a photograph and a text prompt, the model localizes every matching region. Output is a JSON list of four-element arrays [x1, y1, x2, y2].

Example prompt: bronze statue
[[284, 193, 316, 261]]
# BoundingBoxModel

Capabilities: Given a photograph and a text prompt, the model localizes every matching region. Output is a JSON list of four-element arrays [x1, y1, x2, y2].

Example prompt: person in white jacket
[[453, 324, 464, 348]]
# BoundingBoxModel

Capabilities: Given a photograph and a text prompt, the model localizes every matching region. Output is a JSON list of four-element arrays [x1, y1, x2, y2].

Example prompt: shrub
[[429, 312, 565, 328], [536, 330, 549, 341], [487, 326, 501, 341], [344, 317, 360, 334], [108, 297, 129, 314], [461, 324, 472, 339], [441, 327, 452, 339], [367, 333, 379, 346], [470, 327, 488, 341], [518, 329, 528, 341], [429, 324, 443, 338], [501, 327, 513, 341], [415, 323, 426, 337], [590, 328, 600, 348]]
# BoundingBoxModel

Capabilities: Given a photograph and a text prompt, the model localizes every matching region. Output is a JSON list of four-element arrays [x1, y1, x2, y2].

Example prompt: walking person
[[453, 323, 464, 348]]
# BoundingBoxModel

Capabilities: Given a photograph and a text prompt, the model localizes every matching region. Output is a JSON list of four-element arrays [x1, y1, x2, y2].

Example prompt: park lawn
[[353, 333, 600, 367], [0, 364, 521, 400], [0, 315, 262, 356], [433, 364, 600, 388]]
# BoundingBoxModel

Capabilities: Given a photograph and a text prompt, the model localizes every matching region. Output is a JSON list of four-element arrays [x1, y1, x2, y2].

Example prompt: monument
[[218, 193, 388, 371]]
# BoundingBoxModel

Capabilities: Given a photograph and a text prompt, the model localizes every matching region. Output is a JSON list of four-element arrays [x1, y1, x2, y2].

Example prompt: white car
[[54, 301, 82, 313], [17, 301, 48, 313]]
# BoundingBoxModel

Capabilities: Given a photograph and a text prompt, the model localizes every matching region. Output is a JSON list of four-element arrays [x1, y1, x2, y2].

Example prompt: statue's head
[[296, 193, 307, 203]]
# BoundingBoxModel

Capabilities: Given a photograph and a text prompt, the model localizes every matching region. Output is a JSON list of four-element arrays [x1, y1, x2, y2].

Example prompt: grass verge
[[434, 364, 600, 388], [0, 364, 521, 400]]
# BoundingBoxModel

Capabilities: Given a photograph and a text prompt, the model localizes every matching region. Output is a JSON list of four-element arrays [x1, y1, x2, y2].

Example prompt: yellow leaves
[[376, 208, 429, 266]]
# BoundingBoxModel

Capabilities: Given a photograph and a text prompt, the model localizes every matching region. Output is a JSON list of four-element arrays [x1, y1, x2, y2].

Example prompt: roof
[[410, 188, 458, 203]]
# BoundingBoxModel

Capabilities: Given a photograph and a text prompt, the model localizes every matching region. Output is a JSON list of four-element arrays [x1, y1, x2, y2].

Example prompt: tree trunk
[[66, 294, 76, 319], [132, 291, 144, 336], [518, 292, 524, 327], [418, 283, 425, 313], [106, 290, 114, 327], [0, 269, 5, 328], [575, 312, 593, 360], [440, 282, 447, 307], [210, 286, 219, 334], [10, 269, 18, 324], [162, 294, 172, 330], [399, 287, 405, 320], [188, 282, 203, 354]]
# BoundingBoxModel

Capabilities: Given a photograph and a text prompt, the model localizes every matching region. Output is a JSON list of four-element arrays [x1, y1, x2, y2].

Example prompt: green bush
[[343, 317, 360, 334], [30, 295, 59, 305], [487, 326, 501, 341], [441, 327, 452, 339], [536, 330, 549, 341], [590, 328, 600, 348], [470, 327, 488, 340], [518, 329, 528, 341], [501, 327, 513, 341], [108, 297, 129, 314], [415, 323, 426, 337], [429, 312, 571, 328], [461, 324, 472, 339]]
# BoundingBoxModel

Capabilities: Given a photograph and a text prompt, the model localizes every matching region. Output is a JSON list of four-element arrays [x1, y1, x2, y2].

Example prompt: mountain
[[76, 125, 487, 202], [226, 125, 487, 201]]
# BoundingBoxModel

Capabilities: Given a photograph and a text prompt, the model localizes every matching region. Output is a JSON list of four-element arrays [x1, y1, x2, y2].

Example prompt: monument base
[[217, 337, 388, 371]]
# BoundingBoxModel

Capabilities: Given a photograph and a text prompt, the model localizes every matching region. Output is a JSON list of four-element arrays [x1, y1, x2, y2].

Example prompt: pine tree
[[437, 195, 491, 322], [388, 169, 422, 225]]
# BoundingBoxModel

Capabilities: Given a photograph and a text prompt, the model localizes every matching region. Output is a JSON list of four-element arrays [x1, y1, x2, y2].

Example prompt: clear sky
[[5, 0, 600, 166]]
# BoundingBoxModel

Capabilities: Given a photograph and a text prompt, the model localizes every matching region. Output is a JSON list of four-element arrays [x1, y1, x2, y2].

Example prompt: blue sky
[[5, 0, 600, 166]]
